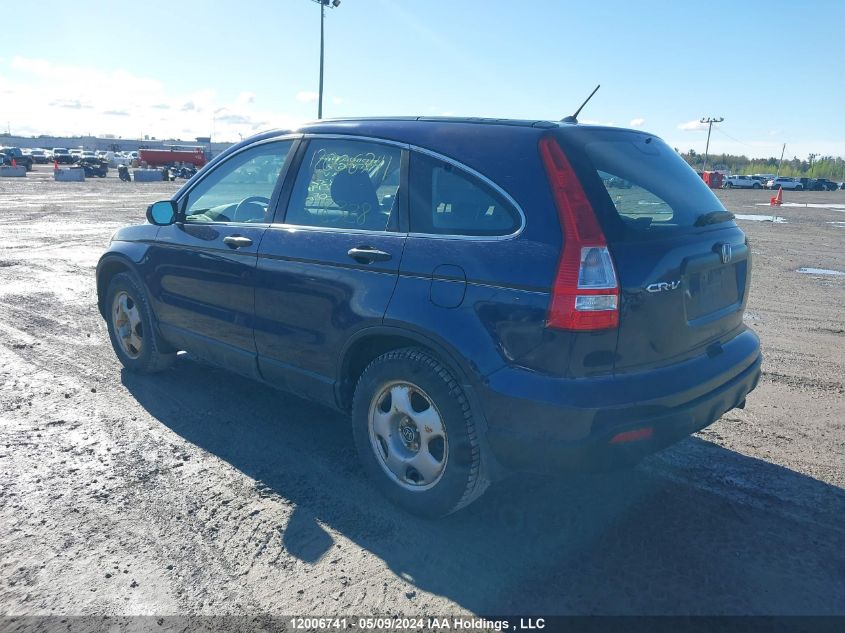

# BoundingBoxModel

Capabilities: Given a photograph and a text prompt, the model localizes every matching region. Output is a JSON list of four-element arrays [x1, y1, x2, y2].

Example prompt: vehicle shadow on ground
[[122, 357, 845, 615]]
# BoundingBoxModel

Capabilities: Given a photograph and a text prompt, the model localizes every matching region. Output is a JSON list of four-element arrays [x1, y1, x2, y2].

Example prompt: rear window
[[563, 130, 729, 233]]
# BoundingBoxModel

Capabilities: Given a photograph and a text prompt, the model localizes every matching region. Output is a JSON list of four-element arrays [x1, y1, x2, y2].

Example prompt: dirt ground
[[1, 165, 843, 617]]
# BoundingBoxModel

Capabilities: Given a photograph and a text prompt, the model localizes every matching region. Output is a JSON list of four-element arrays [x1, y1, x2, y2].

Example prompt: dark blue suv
[[97, 117, 762, 517]]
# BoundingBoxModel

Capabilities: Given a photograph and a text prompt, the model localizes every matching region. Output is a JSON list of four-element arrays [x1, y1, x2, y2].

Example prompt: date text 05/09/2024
[[289, 617, 547, 630]]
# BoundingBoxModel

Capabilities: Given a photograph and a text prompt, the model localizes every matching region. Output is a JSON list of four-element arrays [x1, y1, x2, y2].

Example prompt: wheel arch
[[96, 253, 140, 319]]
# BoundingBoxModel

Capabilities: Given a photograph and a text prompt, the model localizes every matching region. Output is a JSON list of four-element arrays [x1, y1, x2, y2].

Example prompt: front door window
[[183, 141, 293, 223]]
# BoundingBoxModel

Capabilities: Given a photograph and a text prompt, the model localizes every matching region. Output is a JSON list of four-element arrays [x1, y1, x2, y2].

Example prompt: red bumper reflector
[[609, 427, 654, 444]]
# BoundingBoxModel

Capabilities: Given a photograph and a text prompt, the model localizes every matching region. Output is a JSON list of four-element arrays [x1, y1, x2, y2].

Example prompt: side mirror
[[146, 200, 178, 226]]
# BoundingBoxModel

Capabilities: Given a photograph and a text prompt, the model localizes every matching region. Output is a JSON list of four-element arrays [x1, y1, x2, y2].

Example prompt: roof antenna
[[562, 84, 600, 124]]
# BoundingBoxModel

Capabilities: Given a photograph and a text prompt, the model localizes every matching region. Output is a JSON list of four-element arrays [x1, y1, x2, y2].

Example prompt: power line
[[712, 126, 755, 150]]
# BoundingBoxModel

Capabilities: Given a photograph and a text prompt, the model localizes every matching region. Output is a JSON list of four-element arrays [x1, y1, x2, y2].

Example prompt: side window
[[284, 139, 402, 231], [183, 140, 293, 223], [409, 153, 520, 236]]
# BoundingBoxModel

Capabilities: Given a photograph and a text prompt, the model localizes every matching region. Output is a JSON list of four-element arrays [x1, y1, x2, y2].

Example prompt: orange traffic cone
[[11, 158, 16, 168], [770, 187, 783, 207], [53, 160, 58, 171]]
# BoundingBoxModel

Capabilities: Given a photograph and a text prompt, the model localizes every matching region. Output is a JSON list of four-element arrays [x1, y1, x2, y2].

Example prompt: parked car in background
[[76, 156, 109, 178], [767, 177, 803, 190], [797, 178, 825, 191], [603, 175, 632, 188], [96, 118, 761, 516], [723, 175, 761, 189], [748, 175, 768, 187], [0, 152, 10, 166], [29, 149, 50, 164], [812, 178, 839, 191], [53, 148, 74, 164], [0, 147, 34, 171], [840, 182, 845, 190]]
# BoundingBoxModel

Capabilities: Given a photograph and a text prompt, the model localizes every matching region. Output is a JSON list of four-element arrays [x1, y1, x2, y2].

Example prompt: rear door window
[[409, 153, 521, 237], [283, 139, 402, 232]]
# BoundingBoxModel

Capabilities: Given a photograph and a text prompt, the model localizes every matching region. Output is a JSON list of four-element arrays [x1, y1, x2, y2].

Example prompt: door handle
[[223, 235, 253, 249], [347, 247, 392, 264]]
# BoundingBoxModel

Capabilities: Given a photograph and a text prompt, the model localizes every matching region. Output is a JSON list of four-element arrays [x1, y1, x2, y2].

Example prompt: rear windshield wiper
[[694, 210, 735, 227]]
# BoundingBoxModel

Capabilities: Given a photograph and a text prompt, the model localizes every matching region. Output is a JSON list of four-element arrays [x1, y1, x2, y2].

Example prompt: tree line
[[679, 150, 845, 181]]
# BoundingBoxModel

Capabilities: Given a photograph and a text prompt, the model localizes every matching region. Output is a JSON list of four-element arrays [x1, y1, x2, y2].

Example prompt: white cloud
[[11, 56, 52, 75], [296, 91, 319, 103], [1, 56, 303, 141], [236, 92, 256, 107], [678, 119, 707, 131], [629, 118, 645, 127]]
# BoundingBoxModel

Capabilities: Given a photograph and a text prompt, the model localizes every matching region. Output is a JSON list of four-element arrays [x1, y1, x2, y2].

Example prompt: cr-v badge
[[646, 280, 681, 293]]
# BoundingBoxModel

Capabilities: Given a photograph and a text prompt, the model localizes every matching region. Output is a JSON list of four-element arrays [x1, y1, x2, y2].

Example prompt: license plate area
[[686, 264, 740, 320]]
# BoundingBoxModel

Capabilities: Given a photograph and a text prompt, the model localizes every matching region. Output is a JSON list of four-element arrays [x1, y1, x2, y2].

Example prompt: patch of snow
[[734, 214, 787, 223], [796, 268, 845, 277]]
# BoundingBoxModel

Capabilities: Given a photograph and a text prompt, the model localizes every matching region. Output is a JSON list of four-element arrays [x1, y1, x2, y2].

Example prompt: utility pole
[[318, 1, 324, 119], [776, 144, 786, 178], [809, 153, 818, 178], [311, 0, 341, 119], [699, 117, 724, 173]]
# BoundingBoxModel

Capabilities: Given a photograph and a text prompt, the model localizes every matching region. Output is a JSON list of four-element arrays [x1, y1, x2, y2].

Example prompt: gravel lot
[[1, 166, 844, 616]]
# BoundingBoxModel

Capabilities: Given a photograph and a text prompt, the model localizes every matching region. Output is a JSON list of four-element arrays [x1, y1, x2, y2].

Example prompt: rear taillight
[[539, 137, 619, 331]]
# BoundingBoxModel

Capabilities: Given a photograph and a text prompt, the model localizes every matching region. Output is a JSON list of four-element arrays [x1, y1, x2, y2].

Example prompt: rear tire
[[104, 272, 175, 374], [795, 185, 803, 191], [351, 348, 489, 517]]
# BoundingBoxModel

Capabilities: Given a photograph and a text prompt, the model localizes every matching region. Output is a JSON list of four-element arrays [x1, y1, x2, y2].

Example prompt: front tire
[[105, 272, 175, 374], [351, 348, 489, 517]]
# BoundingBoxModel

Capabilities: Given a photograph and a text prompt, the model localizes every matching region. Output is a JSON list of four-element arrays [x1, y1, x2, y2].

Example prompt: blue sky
[[2, 0, 843, 159]]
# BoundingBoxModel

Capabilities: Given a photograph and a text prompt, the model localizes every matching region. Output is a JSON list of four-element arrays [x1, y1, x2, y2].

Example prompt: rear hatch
[[556, 127, 751, 372]]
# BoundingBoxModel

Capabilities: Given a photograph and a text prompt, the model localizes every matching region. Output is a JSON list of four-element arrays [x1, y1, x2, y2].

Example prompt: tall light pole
[[311, 0, 341, 119], [808, 153, 818, 178], [699, 117, 724, 173]]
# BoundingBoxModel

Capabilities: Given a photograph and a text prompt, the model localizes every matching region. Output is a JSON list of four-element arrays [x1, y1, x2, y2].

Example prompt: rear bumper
[[480, 328, 762, 471]]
